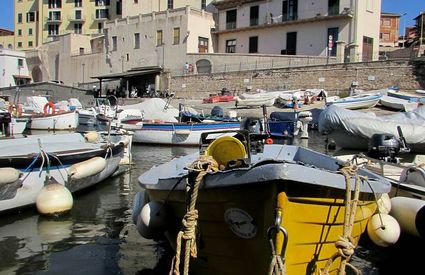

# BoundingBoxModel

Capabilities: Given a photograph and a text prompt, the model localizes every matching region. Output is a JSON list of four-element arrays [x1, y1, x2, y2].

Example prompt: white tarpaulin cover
[[120, 98, 179, 122], [318, 105, 425, 151]]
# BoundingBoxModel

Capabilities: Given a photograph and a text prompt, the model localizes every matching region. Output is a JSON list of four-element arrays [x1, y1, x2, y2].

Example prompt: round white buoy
[[376, 193, 391, 214], [367, 213, 400, 247], [390, 196, 425, 238], [136, 201, 168, 239], [0, 167, 20, 185], [36, 183, 73, 215], [132, 191, 147, 225]]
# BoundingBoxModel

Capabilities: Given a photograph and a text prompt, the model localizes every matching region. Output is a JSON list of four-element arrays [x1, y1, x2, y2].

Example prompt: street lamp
[[401, 12, 407, 48]]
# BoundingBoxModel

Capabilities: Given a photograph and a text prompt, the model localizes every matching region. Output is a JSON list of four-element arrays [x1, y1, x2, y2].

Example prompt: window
[[80, 47, 84, 54], [382, 33, 390, 40], [112, 36, 117, 51], [156, 30, 163, 46], [226, 39, 236, 53], [327, 27, 338, 56], [18, 59, 24, 67], [48, 24, 59, 36], [249, 36, 258, 53], [134, 0, 138, 3], [382, 19, 391, 26], [126, 53, 129, 61], [17, 13, 22, 23], [328, 0, 339, 15], [173, 28, 180, 45], [8, 44, 12, 49], [27, 12, 35, 22], [75, 10, 82, 20], [49, 11, 61, 21], [29, 28, 33, 35], [116, 0, 122, 15], [198, 37, 208, 53], [366, 0, 373, 12], [48, 0, 62, 9], [282, 0, 298, 21], [28, 41, 33, 47], [134, 33, 140, 48], [98, 23, 103, 33], [74, 0, 82, 7], [96, 9, 109, 19], [17, 42, 22, 48], [201, 0, 206, 10], [226, 10, 237, 29], [75, 23, 82, 34], [167, 0, 173, 9], [17, 29, 22, 36], [95, 0, 110, 6], [250, 6, 259, 26], [0, 44, 3, 49]]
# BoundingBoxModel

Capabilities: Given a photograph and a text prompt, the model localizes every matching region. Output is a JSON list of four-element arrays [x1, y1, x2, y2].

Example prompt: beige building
[[0, 29, 15, 50], [14, 0, 123, 50], [213, 0, 381, 61]]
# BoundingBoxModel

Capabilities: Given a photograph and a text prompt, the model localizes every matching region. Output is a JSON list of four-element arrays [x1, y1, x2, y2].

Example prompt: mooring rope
[[320, 162, 362, 275], [172, 155, 218, 275]]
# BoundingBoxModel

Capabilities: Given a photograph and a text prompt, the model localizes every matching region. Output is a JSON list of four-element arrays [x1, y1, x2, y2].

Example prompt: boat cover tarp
[[120, 98, 179, 122], [318, 105, 425, 145], [270, 112, 298, 121]]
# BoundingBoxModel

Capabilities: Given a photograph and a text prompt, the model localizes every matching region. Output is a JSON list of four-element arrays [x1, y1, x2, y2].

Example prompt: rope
[[268, 254, 286, 275], [320, 162, 361, 275], [172, 155, 218, 275]]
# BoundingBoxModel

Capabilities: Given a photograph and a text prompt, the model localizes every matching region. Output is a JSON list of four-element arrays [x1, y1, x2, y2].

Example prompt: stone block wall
[[171, 59, 424, 98]]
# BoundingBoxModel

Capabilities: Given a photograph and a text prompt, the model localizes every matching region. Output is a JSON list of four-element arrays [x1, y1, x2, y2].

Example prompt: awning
[[91, 67, 162, 80], [13, 75, 32, 79]]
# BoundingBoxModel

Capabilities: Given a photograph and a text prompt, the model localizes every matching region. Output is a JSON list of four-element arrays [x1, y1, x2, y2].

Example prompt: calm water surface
[[0, 131, 422, 274]]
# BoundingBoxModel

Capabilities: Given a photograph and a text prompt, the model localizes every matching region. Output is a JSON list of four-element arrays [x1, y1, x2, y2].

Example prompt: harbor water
[[0, 130, 423, 274]]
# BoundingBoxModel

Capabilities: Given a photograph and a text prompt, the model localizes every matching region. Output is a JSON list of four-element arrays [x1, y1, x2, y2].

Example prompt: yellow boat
[[133, 131, 391, 275]]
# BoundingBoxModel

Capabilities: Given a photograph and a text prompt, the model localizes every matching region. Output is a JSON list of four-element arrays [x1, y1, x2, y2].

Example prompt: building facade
[[379, 12, 400, 48], [0, 29, 15, 50], [0, 49, 30, 87], [212, 0, 381, 61]]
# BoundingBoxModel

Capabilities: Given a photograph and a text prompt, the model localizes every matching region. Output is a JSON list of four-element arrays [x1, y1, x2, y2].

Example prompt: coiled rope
[[320, 162, 362, 275], [172, 155, 218, 275]]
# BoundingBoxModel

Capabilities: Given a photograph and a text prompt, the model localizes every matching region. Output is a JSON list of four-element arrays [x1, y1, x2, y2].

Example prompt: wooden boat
[[0, 132, 128, 213], [387, 89, 425, 102], [203, 95, 234, 104], [325, 92, 382, 110], [132, 130, 391, 275], [132, 121, 241, 145], [379, 95, 419, 112]]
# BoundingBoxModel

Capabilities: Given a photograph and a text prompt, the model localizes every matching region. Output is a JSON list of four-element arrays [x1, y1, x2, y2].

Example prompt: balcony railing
[[93, 15, 109, 21], [250, 18, 259, 26], [226, 21, 236, 30], [46, 16, 62, 23], [68, 15, 86, 22]]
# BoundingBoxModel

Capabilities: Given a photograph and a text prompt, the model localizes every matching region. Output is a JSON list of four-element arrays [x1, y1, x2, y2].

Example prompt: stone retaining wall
[[171, 59, 424, 98]]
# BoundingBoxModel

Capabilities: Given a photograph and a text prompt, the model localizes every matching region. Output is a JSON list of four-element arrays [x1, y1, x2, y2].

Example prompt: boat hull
[[0, 146, 123, 213], [146, 182, 376, 275], [326, 96, 381, 110], [132, 122, 241, 145], [28, 111, 79, 130]]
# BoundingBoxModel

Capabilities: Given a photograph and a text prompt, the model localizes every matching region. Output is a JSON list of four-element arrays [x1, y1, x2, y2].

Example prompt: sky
[[0, 0, 423, 34]]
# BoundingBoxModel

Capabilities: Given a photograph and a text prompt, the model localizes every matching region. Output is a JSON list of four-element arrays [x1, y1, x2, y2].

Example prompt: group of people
[[94, 85, 173, 99]]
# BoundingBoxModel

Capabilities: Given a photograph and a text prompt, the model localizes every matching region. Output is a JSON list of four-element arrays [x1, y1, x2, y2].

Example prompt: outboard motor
[[211, 106, 224, 118], [241, 117, 263, 134], [367, 134, 401, 163]]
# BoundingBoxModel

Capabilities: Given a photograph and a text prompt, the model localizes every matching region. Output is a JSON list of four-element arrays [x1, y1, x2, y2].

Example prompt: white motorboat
[[325, 92, 382, 110], [0, 132, 128, 213], [379, 95, 419, 112]]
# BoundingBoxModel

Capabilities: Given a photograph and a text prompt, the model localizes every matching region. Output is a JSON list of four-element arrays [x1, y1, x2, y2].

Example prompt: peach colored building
[[379, 12, 400, 47]]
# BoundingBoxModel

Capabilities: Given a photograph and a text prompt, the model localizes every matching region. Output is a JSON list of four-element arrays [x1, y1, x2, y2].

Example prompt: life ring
[[8, 104, 23, 117], [43, 102, 56, 115]]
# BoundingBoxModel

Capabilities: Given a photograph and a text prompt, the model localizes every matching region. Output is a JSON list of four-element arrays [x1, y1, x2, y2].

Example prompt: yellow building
[[0, 29, 15, 50], [14, 0, 123, 50]]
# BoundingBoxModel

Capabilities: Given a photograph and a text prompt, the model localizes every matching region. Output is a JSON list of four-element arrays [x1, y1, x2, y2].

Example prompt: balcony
[[46, 16, 62, 24], [68, 15, 86, 22], [93, 15, 109, 21], [226, 21, 236, 30]]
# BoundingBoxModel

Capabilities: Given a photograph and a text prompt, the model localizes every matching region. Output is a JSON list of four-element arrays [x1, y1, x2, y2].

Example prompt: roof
[[380, 12, 401, 17], [91, 67, 162, 80]]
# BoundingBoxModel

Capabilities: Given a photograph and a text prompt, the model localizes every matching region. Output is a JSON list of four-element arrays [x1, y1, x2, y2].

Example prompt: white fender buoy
[[376, 193, 391, 214], [84, 131, 99, 143], [0, 167, 20, 185], [390, 197, 425, 239], [68, 157, 106, 180], [120, 135, 131, 147], [367, 213, 400, 247], [36, 183, 73, 215], [136, 201, 168, 239], [132, 191, 147, 225]]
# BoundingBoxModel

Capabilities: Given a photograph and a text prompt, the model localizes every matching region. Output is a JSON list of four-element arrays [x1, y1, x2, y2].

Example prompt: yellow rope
[[173, 155, 218, 275], [320, 162, 361, 275]]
